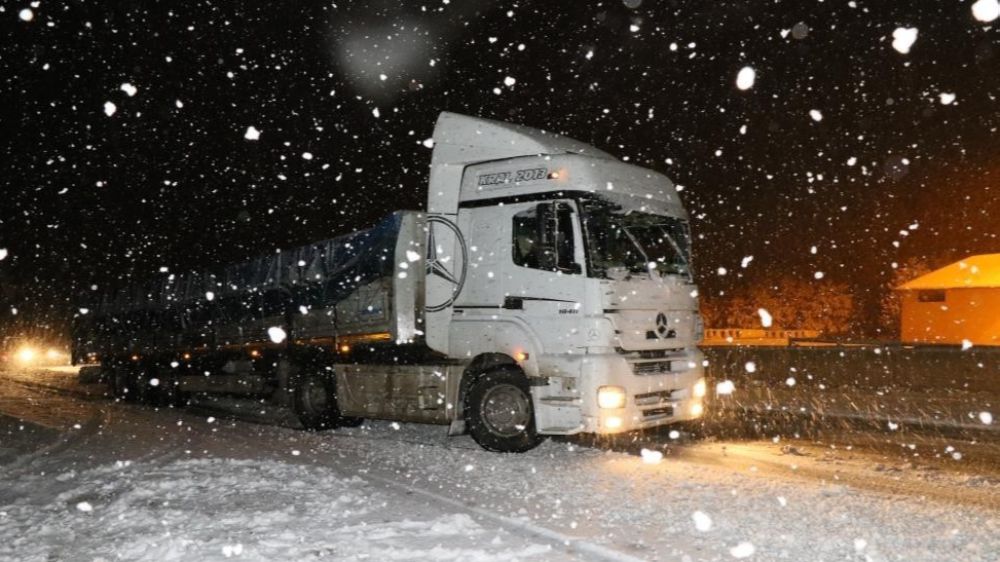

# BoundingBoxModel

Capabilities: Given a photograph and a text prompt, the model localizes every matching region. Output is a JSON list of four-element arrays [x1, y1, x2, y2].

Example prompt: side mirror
[[535, 201, 583, 275]]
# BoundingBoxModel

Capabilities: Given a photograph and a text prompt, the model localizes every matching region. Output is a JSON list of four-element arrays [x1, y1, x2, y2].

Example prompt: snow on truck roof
[[897, 254, 1000, 290], [430, 112, 616, 165]]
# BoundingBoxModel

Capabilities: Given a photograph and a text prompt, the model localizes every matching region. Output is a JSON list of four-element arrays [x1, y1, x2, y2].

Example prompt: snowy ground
[[1, 367, 999, 561]]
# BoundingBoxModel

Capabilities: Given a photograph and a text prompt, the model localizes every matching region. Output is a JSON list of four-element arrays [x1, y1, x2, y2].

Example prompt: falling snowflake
[[503, 76, 516, 87], [716, 380, 736, 395], [267, 326, 287, 343], [692, 511, 713, 532], [120, 82, 137, 97], [757, 308, 773, 328], [103, 101, 117, 117], [809, 109, 823, 122], [730, 542, 755, 559], [891, 27, 918, 54], [640, 449, 663, 464], [735, 66, 756, 90], [939, 92, 956, 105], [19, 8, 33, 21], [972, 0, 1000, 22], [244, 126, 261, 140]]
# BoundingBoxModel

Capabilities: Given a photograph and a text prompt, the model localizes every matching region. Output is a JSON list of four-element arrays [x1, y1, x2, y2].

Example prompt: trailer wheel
[[292, 371, 344, 431], [464, 367, 544, 453]]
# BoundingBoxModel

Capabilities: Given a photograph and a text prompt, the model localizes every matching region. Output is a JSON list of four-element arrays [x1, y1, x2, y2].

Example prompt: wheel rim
[[479, 383, 531, 437], [303, 379, 328, 414]]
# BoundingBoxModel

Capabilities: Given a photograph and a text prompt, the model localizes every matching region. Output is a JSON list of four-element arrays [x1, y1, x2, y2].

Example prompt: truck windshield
[[581, 199, 692, 280]]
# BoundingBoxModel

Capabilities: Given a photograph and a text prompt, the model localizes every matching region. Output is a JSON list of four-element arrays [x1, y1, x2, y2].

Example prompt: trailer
[[73, 112, 707, 452]]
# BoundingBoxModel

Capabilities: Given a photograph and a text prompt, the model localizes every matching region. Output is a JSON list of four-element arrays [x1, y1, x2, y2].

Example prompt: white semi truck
[[73, 112, 706, 452]]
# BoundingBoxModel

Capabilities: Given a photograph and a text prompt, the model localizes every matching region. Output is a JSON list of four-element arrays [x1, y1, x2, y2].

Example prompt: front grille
[[632, 361, 673, 375], [634, 389, 673, 406], [642, 406, 674, 418]]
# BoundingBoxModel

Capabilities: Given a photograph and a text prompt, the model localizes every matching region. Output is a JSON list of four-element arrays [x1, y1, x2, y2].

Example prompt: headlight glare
[[597, 385, 627, 409], [693, 378, 707, 398]]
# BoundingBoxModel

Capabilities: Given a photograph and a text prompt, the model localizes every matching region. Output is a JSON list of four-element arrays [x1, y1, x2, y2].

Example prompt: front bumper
[[579, 351, 705, 434]]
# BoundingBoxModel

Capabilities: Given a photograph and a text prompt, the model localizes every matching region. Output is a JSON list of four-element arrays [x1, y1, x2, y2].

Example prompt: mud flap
[[447, 419, 466, 436]]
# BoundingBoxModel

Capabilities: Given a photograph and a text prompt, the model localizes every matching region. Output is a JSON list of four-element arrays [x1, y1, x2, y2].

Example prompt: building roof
[[897, 254, 1000, 290]]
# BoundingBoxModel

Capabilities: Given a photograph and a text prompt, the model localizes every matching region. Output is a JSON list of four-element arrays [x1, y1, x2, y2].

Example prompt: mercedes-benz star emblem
[[424, 216, 468, 312], [655, 312, 670, 338]]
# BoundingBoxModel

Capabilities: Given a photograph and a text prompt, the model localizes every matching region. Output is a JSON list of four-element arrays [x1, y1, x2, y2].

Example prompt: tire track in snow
[[356, 469, 648, 562]]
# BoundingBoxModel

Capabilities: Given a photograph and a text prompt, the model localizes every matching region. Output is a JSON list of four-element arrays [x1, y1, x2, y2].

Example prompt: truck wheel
[[464, 367, 544, 453], [292, 371, 344, 431]]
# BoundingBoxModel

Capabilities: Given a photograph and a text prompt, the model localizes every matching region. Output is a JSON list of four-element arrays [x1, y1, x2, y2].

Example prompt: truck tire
[[292, 370, 345, 431], [464, 367, 544, 453]]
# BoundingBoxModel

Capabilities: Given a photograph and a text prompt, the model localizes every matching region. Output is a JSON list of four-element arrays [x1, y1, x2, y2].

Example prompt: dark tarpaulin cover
[[74, 213, 402, 356]]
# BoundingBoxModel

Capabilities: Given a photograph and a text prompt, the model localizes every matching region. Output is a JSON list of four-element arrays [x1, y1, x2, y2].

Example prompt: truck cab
[[417, 113, 706, 448]]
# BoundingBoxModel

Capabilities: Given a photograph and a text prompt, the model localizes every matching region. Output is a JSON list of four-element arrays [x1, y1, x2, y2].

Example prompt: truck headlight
[[597, 385, 627, 409], [693, 378, 707, 398]]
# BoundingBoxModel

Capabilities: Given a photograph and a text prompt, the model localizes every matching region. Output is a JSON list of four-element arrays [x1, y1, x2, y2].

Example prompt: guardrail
[[702, 328, 822, 345]]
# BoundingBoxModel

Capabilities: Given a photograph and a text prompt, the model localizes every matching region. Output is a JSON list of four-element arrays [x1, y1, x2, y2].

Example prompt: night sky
[[1, 1, 998, 337]]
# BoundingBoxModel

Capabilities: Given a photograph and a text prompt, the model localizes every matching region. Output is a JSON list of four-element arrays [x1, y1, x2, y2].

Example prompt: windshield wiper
[[657, 226, 692, 280], [621, 225, 656, 279]]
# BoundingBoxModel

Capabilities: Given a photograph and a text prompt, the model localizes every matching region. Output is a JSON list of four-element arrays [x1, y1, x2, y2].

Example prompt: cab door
[[500, 199, 588, 355]]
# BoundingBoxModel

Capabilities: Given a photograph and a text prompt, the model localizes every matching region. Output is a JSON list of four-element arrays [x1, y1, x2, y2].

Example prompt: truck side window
[[512, 203, 581, 273], [512, 208, 541, 269]]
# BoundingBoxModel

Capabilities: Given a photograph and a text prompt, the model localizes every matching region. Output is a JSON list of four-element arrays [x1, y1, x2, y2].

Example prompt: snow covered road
[[1, 367, 999, 561]]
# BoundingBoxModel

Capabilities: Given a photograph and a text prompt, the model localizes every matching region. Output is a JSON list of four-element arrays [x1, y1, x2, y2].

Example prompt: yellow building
[[896, 254, 1000, 346]]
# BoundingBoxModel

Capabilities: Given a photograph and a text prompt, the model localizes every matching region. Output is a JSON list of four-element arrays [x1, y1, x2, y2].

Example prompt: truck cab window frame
[[511, 200, 584, 275]]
